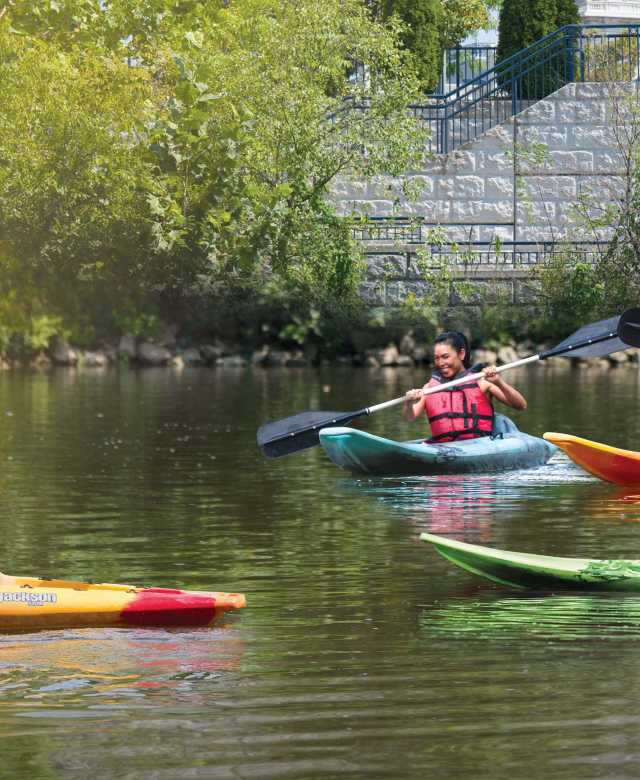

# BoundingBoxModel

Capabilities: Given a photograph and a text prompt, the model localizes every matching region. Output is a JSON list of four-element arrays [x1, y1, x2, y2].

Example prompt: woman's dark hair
[[434, 331, 471, 369]]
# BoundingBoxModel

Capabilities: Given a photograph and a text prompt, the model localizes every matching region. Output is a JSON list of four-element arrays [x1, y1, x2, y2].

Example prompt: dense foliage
[[0, 0, 429, 353], [379, 0, 496, 91], [496, 0, 579, 62], [378, 0, 443, 91]]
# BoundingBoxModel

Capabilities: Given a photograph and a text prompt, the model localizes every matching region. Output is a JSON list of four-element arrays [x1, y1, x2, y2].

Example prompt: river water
[[2, 363, 640, 779]]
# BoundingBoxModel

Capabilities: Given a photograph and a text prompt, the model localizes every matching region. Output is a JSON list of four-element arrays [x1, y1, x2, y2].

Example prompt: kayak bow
[[544, 432, 640, 485], [421, 533, 640, 591], [0, 573, 246, 631]]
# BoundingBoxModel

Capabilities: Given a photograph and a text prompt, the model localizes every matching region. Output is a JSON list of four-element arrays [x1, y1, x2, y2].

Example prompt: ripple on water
[[420, 593, 640, 642]]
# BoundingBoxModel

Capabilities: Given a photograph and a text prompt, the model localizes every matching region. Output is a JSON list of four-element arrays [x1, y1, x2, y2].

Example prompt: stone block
[[178, 347, 204, 366], [366, 254, 407, 279], [436, 175, 485, 199], [450, 279, 514, 306], [519, 100, 556, 123], [593, 149, 626, 173], [477, 123, 514, 148], [556, 100, 579, 123], [485, 176, 513, 198], [547, 151, 595, 173], [80, 351, 109, 367], [518, 126, 568, 148], [497, 345, 519, 364], [569, 125, 618, 150], [216, 355, 247, 367], [385, 280, 436, 305], [554, 83, 576, 99], [522, 175, 579, 199], [421, 156, 448, 176], [117, 334, 136, 359], [51, 342, 79, 366], [549, 201, 579, 227], [606, 95, 640, 124], [360, 199, 396, 216], [441, 150, 477, 174], [516, 200, 556, 225], [404, 176, 435, 196], [574, 100, 607, 123], [576, 175, 625, 200], [358, 281, 386, 306], [475, 150, 513, 173], [476, 225, 515, 243], [473, 348, 498, 365], [575, 83, 610, 99], [409, 200, 453, 222], [451, 200, 513, 223], [516, 224, 565, 241], [137, 342, 172, 366], [380, 343, 400, 366]]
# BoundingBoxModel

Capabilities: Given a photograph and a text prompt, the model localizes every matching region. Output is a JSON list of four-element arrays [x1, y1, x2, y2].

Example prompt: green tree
[[138, 0, 427, 307], [0, 21, 159, 349], [497, 0, 579, 62], [380, 0, 443, 91], [0, 0, 427, 352], [496, 0, 579, 99], [440, 0, 491, 49], [379, 0, 499, 92]]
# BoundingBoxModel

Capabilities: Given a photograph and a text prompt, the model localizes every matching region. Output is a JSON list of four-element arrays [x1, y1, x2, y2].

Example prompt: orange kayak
[[543, 432, 640, 485], [0, 573, 246, 632]]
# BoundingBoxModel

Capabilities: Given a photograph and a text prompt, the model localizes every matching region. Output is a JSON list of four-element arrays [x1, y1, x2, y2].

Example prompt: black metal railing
[[351, 219, 606, 267], [439, 45, 498, 93], [412, 24, 640, 154], [420, 241, 604, 268]]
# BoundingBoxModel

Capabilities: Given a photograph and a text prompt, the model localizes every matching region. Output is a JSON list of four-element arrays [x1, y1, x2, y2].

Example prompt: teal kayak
[[421, 533, 640, 591], [318, 414, 556, 476]]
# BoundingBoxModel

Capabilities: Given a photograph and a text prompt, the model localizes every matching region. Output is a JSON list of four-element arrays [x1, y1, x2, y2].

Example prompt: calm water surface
[[2, 363, 640, 779]]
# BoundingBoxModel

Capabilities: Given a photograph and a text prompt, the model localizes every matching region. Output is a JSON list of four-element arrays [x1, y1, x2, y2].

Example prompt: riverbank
[[7, 333, 639, 371]]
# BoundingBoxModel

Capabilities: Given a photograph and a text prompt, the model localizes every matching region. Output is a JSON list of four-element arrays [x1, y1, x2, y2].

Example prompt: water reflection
[[420, 594, 640, 642], [4, 366, 640, 779], [0, 625, 244, 706]]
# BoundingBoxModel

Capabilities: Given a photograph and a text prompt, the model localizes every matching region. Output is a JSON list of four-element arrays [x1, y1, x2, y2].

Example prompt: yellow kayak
[[544, 432, 640, 485], [0, 572, 246, 631]]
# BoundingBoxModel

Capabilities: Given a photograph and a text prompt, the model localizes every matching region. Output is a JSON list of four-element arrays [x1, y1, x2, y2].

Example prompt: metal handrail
[[440, 45, 497, 93], [414, 23, 640, 154], [351, 218, 607, 250]]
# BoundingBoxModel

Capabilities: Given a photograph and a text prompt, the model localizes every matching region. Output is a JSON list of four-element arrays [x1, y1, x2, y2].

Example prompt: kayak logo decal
[[1, 591, 57, 606]]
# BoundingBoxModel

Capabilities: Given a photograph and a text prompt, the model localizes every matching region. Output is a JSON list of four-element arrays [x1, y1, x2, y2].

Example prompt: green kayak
[[421, 533, 640, 591], [319, 414, 556, 477]]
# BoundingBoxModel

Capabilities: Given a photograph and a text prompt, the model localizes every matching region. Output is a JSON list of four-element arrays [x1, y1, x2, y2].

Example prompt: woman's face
[[434, 342, 465, 379]]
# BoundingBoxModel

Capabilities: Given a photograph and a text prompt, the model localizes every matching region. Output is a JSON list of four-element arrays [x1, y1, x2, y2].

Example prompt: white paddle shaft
[[366, 354, 540, 415]]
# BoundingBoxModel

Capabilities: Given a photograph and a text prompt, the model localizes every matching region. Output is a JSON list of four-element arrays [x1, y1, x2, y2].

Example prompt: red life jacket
[[424, 368, 494, 443]]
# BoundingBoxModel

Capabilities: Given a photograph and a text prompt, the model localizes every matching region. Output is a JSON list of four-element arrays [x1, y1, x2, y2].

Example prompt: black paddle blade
[[617, 307, 640, 348], [257, 410, 366, 458], [549, 312, 627, 359]]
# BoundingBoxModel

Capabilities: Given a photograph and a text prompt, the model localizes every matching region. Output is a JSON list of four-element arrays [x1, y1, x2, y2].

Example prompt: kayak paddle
[[257, 307, 640, 459]]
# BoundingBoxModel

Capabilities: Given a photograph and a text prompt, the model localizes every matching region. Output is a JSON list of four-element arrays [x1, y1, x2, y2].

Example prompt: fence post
[[511, 55, 520, 117], [566, 28, 575, 83], [441, 109, 448, 155]]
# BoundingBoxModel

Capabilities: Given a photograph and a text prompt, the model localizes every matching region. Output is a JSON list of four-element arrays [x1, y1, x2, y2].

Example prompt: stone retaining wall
[[332, 82, 637, 305]]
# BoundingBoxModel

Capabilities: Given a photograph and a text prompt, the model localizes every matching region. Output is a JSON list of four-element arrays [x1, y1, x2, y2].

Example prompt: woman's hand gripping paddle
[[257, 308, 640, 459]]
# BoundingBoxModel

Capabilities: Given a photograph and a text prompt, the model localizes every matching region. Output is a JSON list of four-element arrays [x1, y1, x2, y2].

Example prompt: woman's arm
[[403, 388, 427, 421], [479, 366, 527, 411]]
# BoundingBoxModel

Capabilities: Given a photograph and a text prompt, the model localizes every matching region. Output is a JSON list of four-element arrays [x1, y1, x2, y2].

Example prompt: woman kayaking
[[403, 331, 527, 443]]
